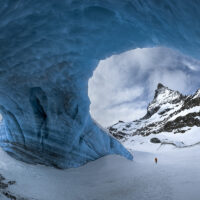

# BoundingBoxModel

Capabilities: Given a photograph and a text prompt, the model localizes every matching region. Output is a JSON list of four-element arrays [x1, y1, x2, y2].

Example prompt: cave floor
[[0, 145, 200, 200]]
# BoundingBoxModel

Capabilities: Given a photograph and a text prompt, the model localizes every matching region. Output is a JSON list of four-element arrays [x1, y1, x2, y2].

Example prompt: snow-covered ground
[[123, 126, 200, 152], [0, 127, 200, 200]]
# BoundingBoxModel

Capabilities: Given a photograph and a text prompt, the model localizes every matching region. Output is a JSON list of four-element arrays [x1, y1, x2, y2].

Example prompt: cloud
[[88, 47, 200, 127], [147, 69, 190, 98]]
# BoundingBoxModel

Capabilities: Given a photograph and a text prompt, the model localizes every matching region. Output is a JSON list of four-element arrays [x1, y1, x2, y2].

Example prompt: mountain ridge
[[108, 83, 200, 141]]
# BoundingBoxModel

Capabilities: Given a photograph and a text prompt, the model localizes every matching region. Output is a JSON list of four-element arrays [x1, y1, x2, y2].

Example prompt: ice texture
[[0, 0, 200, 168]]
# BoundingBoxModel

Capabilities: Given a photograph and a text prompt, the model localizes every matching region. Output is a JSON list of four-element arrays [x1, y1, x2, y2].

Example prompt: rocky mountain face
[[108, 83, 200, 141]]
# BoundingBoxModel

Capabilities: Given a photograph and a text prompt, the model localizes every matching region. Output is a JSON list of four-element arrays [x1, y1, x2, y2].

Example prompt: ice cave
[[0, 0, 200, 168]]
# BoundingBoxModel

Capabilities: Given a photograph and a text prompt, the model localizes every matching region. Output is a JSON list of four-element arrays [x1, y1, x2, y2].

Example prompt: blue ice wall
[[0, 0, 199, 168]]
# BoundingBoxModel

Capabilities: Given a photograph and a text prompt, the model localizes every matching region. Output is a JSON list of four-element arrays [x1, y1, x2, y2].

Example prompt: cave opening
[[88, 47, 200, 128]]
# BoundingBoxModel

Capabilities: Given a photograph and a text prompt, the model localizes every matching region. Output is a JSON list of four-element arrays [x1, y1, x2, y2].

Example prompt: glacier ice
[[0, 0, 200, 168]]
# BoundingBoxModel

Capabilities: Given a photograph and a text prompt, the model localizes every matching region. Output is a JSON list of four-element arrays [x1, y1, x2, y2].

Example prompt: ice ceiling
[[0, 0, 200, 168]]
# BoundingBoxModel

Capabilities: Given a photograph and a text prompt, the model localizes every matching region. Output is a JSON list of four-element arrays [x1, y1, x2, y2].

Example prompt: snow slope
[[123, 126, 200, 153], [1, 143, 200, 200]]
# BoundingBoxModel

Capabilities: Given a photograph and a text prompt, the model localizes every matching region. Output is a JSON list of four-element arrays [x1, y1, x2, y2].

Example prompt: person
[[155, 157, 158, 164]]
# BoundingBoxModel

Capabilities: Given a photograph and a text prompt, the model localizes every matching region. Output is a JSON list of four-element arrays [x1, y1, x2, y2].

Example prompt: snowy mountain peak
[[108, 85, 200, 141], [154, 83, 181, 101], [144, 84, 184, 119], [157, 82, 166, 89], [153, 83, 172, 99]]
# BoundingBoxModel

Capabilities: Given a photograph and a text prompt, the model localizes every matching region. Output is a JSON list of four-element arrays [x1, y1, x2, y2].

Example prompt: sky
[[88, 47, 200, 127]]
